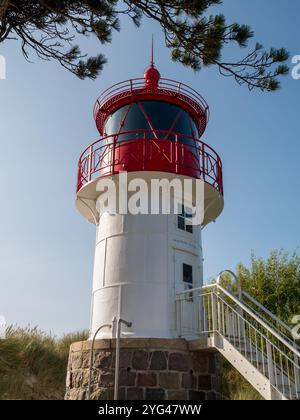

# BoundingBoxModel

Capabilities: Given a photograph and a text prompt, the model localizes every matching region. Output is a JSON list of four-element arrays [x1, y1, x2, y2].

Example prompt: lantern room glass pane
[[122, 103, 148, 131], [141, 101, 180, 134], [104, 105, 129, 139], [103, 100, 199, 144]]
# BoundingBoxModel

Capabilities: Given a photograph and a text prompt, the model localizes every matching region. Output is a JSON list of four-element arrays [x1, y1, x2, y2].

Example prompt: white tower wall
[[90, 195, 203, 339]]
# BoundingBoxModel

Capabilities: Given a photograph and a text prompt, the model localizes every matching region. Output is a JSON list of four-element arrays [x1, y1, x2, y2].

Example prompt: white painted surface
[[89, 176, 204, 339]]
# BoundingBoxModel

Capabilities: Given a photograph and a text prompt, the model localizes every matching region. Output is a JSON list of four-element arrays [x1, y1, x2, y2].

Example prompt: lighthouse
[[66, 53, 224, 401]]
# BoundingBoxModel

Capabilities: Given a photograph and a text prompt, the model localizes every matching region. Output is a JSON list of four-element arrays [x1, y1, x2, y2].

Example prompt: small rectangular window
[[177, 205, 194, 234], [183, 263, 193, 290], [186, 223, 193, 234], [177, 215, 185, 231]]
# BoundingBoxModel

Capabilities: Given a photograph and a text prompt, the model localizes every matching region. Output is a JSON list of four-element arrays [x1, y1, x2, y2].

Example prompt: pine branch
[[0, 0, 290, 89]]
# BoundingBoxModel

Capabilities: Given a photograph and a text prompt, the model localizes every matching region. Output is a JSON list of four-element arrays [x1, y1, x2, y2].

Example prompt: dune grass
[[222, 360, 263, 400], [0, 326, 88, 400]]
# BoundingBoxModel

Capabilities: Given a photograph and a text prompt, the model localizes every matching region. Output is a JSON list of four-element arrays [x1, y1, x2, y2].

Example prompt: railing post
[[77, 161, 82, 191], [203, 293, 208, 334], [211, 289, 219, 348], [266, 339, 275, 389], [193, 291, 200, 335], [175, 134, 179, 174], [112, 135, 117, 174], [225, 306, 232, 338], [176, 297, 183, 338], [217, 270, 244, 341], [196, 290, 203, 336], [175, 298, 178, 335], [201, 143, 205, 182], [88, 145, 93, 182], [142, 131, 146, 171], [235, 277, 245, 343], [219, 159, 223, 195], [293, 349, 300, 398], [211, 291, 218, 333]]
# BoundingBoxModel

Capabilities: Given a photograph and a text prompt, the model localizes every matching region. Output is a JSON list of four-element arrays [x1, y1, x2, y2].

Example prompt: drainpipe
[[87, 322, 112, 400], [114, 318, 132, 400]]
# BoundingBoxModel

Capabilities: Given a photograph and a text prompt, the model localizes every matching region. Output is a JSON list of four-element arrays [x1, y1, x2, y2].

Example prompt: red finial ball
[[144, 65, 161, 88]]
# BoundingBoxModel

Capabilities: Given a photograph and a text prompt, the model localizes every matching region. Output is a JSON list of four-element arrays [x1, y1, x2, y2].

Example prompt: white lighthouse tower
[[76, 58, 223, 340], [65, 53, 300, 403], [66, 55, 224, 401]]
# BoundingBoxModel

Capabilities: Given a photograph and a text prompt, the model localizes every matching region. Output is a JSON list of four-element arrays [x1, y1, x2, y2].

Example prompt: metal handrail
[[215, 292, 299, 366], [77, 129, 223, 194], [79, 129, 221, 162], [87, 323, 112, 400], [176, 280, 300, 399], [214, 291, 300, 399], [177, 281, 299, 351], [241, 290, 299, 349], [114, 318, 132, 400], [242, 291, 291, 331], [216, 269, 242, 300], [215, 269, 296, 346], [177, 283, 300, 357], [93, 77, 209, 121]]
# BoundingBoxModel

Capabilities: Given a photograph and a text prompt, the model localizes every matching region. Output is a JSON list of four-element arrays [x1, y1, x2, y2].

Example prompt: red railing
[[77, 130, 223, 195], [93, 78, 210, 136]]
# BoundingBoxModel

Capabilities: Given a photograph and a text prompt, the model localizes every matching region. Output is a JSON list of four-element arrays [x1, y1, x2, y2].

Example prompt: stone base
[[65, 338, 222, 400]]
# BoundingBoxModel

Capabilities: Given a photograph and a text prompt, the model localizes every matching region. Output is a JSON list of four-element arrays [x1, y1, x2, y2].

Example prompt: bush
[[238, 250, 300, 325]]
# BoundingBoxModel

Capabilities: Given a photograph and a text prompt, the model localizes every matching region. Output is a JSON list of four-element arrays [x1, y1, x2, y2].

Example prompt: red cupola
[[76, 53, 223, 225], [144, 64, 161, 87]]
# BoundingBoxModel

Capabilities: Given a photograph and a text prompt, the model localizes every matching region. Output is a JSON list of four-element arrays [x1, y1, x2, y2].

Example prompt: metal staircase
[[175, 272, 300, 400]]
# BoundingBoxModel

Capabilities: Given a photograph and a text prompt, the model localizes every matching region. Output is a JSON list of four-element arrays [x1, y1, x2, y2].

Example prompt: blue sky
[[0, 0, 299, 336]]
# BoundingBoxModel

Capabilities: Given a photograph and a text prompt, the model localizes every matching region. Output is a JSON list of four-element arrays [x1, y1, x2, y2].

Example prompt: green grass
[[222, 360, 263, 400], [0, 326, 88, 400]]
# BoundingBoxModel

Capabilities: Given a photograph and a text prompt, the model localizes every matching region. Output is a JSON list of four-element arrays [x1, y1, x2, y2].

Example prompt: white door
[[174, 250, 199, 337]]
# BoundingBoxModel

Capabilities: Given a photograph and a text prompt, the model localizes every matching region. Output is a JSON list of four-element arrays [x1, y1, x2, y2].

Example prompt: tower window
[[183, 263, 193, 290], [177, 205, 193, 234]]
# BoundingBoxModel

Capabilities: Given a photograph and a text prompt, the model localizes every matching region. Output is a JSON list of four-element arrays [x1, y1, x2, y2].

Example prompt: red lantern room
[[76, 55, 223, 226]]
